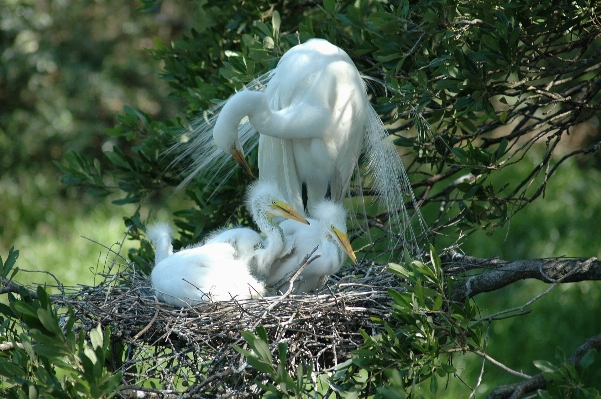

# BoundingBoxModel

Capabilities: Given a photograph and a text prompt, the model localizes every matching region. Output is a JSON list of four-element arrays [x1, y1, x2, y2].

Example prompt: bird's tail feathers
[[363, 105, 428, 257]]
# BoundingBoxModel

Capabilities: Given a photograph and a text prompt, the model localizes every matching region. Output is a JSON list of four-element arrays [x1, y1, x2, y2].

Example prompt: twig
[[0, 278, 38, 299], [133, 297, 160, 340], [472, 350, 532, 380]]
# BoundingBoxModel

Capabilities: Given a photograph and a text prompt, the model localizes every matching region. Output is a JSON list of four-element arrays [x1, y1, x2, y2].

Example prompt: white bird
[[213, 38, 367, 213], [171, 38, 427, 255], [203, 180, 309, 275], [145, 181, 309, 306], [150, 241, 266, 306], [265, 200, 357, 294], [146, 222, 174, 264]]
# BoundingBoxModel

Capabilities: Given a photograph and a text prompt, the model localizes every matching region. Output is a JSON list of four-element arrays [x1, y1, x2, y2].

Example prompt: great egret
[[265, 200, 357, 294], [152, 242, 266, 306], [213, 38, 367, 213], [146, 222, 266, 306], [147, 222, 173, 264], [204, 180, 309, 275], [171, 38, 426, 255], [145, 181, 308, 306]]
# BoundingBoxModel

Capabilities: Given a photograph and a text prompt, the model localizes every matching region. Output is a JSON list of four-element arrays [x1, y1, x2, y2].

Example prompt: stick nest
[[51, 253, 402, 398]]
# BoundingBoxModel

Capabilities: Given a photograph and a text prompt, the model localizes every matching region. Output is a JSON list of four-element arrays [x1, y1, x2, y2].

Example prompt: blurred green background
[[1, 0, 600, 395]]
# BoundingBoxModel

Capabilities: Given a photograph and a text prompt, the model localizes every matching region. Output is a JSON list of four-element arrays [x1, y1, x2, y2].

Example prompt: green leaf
[[0, 360, 27, 379], [247, 356, 275, 375], [537, 389, 552, 399], [388, 289, 411, 308], [34, 343, 71, 358], [37, 308, 64, 338], [430, 374, 438, 394], [323, 0, 335, 14], [429, 244, 442, 279], [579, 348, 597, 370], [415, 279, 425, 306], [533, 360, 556, 373], [1, 246, 19, 279], [12, 301, 38, 318], [84, 347, 98, 364], [90, 324, 103, 350], [253, 337, 272, 365], [387, 263, 412, 279]]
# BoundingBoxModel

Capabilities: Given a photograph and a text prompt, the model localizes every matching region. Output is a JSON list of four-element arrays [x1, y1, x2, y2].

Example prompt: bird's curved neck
[[255, 210, 285, 262], [213, 91, 268, 147]]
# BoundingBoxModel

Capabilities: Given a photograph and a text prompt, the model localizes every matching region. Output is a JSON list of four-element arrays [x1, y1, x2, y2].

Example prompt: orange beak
[[230, 148, 254, 177]]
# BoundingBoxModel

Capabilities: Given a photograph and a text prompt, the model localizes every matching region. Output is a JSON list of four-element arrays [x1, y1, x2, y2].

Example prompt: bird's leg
[[302, 182, 308, 212], [325, 181, 331, 200]]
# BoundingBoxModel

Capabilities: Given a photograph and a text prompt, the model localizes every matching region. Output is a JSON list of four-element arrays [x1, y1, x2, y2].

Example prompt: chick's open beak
[[230, 148, 254, 177], [333, 227, 357, 265], [273, 200, 309, 225]]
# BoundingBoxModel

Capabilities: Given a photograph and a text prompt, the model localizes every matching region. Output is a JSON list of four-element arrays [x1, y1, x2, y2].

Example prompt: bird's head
[[246, 180, 309, 227], [214, 135, 253, 177], [330, 225, 357, 265], [310, 200, 357, 265], [212, 95, 254, 177]]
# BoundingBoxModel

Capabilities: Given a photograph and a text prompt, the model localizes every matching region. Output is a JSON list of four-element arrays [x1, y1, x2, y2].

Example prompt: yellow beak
[[230, 148, 254, 177], [333, 227, 357, 265], [272, 200, 309, 225]]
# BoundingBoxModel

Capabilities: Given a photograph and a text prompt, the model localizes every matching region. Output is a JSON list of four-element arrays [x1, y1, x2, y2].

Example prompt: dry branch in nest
[[50, 255, 402, 398]]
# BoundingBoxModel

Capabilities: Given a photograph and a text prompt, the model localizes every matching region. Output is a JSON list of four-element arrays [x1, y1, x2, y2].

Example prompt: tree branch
[[1, 278, 38, 299], [445, 255, 601, 302], [486, 334, 601, 399]]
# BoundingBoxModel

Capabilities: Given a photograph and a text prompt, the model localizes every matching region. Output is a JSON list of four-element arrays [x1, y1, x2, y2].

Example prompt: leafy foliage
[[534, 349, 600, 399], [5, 0, 601, 397], [0, 285, 121, 398], [233, 247, 473, 397], [55, 0, 601, 265]]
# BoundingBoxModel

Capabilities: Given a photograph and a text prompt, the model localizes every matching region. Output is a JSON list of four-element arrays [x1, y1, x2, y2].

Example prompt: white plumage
[[213, 38, 367, 213], [170, 38, 426, 259], [265, 200, 357, 294], [203, 180, 309, 275], [146, 181, 309, 306], [149, 240, 266, 306], [146, 222, 173, 264]]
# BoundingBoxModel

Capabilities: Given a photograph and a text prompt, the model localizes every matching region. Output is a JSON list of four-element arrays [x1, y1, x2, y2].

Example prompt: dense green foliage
[[2, 0, 601, 397]]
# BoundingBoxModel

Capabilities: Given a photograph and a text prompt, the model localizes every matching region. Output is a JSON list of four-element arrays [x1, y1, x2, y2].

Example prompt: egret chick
[[146, 222, 173, 264], [150, 241, 266, 307], [204, 180, 309, 275], [266, 200, 357, 294]]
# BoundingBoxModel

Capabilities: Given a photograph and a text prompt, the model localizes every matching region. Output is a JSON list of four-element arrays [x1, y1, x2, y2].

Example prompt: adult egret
[[213, 38, 367, 213], [204, 180, 309, 275], [171, 38, 427, 255], [265, 200, 357, 294]]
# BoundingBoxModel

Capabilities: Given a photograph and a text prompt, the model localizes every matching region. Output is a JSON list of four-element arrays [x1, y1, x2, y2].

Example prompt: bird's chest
[[291, 139, 336, 182]]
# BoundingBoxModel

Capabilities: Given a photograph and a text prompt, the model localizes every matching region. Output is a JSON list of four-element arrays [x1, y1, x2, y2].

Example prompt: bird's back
[[259, 38, 368, 208]]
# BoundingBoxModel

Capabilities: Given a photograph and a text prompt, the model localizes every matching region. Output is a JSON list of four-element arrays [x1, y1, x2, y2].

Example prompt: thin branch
[[0, 278, 39, 299], [472, 350, 532, 380]]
